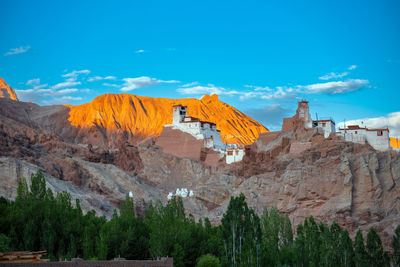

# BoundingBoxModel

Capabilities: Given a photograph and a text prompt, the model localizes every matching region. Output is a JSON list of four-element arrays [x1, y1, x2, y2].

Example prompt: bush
[[196, 254, 220, 267]]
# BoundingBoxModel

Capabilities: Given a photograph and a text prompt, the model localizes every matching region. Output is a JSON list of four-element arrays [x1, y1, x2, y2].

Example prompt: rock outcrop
[[0, 78, 18, 101]]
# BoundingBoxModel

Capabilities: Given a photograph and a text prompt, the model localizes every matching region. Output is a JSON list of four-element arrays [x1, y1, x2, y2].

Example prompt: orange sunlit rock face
[[66, 93, 269, 145], [391, 137, 400, 149], [0, 78, 18, 101]]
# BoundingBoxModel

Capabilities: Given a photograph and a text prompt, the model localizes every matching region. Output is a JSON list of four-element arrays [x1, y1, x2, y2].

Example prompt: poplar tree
[[393, 225, 400, 267], [354, 230, 367, 267], [366, 228, 389, 267]]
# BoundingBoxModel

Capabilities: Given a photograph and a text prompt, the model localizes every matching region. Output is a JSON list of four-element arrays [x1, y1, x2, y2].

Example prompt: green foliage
[[393, 225, 400, 267], [196, 254, 221, 267], [221, 193, 261, 267], [354, 230, 367, 267], [261, 207, 293, 266], [0, 170, 394, 266], [366, 227, 390, 267], [0, 233, 10, 251]]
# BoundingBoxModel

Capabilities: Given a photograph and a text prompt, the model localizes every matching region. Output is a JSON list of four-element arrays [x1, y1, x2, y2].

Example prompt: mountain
[[391, 137, 400, 149], [0, 78, 18, 101], [66, 93, 268, 145]]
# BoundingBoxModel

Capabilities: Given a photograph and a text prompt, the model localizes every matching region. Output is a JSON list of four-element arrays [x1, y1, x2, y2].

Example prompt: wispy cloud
[[135, 49, 146, 54], [52, 81, 81, 90], [337, 111, 400, 138], [177, 84, 240, 96], [62, 70, 90, 80], [88, 76, 116, 82], [103, 83, 121, 88], [4, 46, 31, 56], [26, 78, 41, 86], [60, 96, 82, 101], [319, 72, 349, 80], [302, 79, 369, 94], [239, 87, 296, 100], [181, 82, 199, 87], [348, 65, 357, 70], [121, 76, 180, 91], [56, 88, 79, 94]]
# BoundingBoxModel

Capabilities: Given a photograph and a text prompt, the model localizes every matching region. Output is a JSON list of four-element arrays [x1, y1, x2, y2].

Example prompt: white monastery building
[[165, 104, 244, 163], [170, 105, 226, 151], [337, 125, 390, 151], [312, 119, 336, 138]]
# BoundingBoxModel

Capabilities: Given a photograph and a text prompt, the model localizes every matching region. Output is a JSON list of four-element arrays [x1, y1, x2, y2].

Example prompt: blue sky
[[1, 0, 399, 137]]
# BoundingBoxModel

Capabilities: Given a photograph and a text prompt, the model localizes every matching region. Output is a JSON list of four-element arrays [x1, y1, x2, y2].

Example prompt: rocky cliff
[[0, 78, 18, 101], [391, 137, 400, 149]]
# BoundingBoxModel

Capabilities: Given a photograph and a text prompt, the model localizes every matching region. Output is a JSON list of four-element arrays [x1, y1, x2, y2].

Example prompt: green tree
[[354, 230, 367, 267], [221, 193, 261, 267], [339, 229, 354, 267], [0, 233, 10, 251], [196, 254, 221, 267], [393, 225, 400, 267], [261, 207, 293, 266], [366, 228, 389, 267]]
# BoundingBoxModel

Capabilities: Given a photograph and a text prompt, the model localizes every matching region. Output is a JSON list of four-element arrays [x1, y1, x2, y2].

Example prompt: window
[[377, 131, 383, 136], [355, 131, 357, 134], [236, 150, 239, 155], [227, 151, 233, 156], [322, 123, 326, 127]]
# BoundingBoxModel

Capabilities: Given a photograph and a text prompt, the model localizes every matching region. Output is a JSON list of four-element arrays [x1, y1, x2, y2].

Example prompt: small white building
[[312, 119, 336, 138], [226, 148, 245, 164], [337, 125, 390, 151]]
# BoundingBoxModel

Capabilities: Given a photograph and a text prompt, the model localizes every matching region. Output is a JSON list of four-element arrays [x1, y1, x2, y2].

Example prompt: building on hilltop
[[255, 100, 392, 152], [313, 119, 336, 138], [337, 125, 390, 151], [156, 104, 244, 164], [282, 100, 313, 132]]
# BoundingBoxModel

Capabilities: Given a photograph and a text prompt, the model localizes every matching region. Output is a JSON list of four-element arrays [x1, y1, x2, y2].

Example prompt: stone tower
[[296, 100, 312, 128], [172, 105, 187, 124]]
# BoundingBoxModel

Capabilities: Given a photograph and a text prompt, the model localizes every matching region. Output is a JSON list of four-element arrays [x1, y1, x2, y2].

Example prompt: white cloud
[[61, 96, 82, 101], [56, 88, 79, 94], [348, 65, 357, 70], [135, 49, 146, 53], [26, 78, 41, 85], [181, 82, 199, 87], [103, 83, 121, 88], [62, 70, 90, 80], [177, 84, 240, 96], [121, 76, 180, 91], [244, 85, 273, 91], [240, 86, 296, 100], [337, 112, 400, 138], [4, 46, 31, 56], [319, 72, 349, 80], [302, 79, 369, 94], [88, 76, 116, 82], [52, 81, 81, 89]]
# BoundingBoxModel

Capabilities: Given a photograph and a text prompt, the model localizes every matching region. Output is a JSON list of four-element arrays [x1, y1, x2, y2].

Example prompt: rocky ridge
[[0, 78, 18, 101]]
